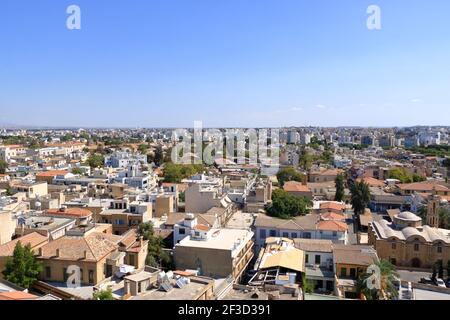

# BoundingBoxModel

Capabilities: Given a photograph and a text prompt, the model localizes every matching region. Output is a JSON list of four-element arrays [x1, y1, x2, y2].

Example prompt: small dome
[[396, 211, 422, 222]]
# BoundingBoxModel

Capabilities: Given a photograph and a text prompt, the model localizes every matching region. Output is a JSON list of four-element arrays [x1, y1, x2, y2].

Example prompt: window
[[45, 266, 51, 278], [391, 243, 396, 250], [332, 231, 337, 237], [260, 229, 266, 239], [88, 270, 94, 284], [269, 230, 276, 237], [315, 255, 321, 265], [179, 228, 186, 235], [437, 246, 442, 253], [414, 243, 419, 251], [340, 268, 347, 277], [282, 232, 289, 238], [305, 254, 309, 264], [390, 258, 397, 265], [350, 268, 356, 278], [291, 233, 298, 239], [303, 232, 311, 239]]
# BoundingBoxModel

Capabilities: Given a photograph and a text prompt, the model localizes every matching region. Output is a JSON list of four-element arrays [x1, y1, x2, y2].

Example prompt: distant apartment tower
[[361, 135, 374, 146], [287, 130, 299, 144]]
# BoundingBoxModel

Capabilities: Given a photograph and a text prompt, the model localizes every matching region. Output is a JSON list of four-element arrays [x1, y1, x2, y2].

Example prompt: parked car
[[419, 277, 434, 285], [434, 278, 446, 288], [446, 279, 450, 288]]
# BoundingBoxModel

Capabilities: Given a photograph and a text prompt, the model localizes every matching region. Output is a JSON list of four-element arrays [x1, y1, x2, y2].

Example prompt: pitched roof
[[39, 233, 118, 262], [320, 212, 346, 221], [319, 202, 346, 211], [46, 207, 92, 218], [0, 291, 38, 300], [36, 170, 69, 177], [0, 232, 48, 257], [356, 177, 385, 187], [332, 245, 378, 266], [293, 239, 333, 253], [254, 214, 319, 231], [398, 182, 450, 192], [283, 181, 311, 193], [316, 220, 348, 232]]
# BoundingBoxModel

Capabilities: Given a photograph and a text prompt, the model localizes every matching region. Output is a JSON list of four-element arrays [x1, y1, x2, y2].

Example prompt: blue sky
[[1, 0, 450, 128]]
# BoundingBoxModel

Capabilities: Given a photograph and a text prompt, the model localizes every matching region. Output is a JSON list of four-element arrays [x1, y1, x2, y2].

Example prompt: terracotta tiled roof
[[398, 182, 449, 192], [0, 232, 48, 257], [283, 181, 311, 193], [39, 233, 118, 262], [332, 245, 378, 266], [356, 177, 385, 187], [194, 224, 211, 232], [46, 208, 92, 218], [319, 202, 346, 211], [316, 220, 348, 232], [0, 291, 38, 300], [36, 170, 69, 177], [321, 212, 345, 221]]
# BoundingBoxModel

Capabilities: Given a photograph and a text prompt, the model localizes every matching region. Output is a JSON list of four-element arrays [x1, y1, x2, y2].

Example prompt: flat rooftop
[[176, 228, 254, 254]]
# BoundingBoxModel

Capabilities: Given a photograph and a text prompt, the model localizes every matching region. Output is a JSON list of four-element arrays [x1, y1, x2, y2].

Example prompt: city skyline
[[1, 0, 450, 128]]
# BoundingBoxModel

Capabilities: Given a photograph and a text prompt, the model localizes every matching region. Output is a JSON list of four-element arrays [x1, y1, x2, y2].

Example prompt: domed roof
[[402, 227, 422, 239], [396, 211, 422, 222]]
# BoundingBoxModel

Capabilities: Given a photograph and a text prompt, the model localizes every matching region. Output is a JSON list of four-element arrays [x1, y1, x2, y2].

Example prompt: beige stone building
[[97, 199, 152, 235], [37, 230, 148, 285], [155, 195, 174, 218], [11, 181, 48, 198], [0, 232, 49, 277], [368, 194, 450, 269], [174, 228, 254, 280]]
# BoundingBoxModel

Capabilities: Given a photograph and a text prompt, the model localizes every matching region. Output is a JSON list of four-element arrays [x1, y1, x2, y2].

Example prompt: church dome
[[396, 211, 422, 222]]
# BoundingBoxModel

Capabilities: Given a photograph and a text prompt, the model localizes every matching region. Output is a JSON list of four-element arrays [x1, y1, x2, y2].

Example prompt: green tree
[[334, 173, 345, 202], [266, 189, 311, 219], [357, 260, 399, 300], [438, 208, 450, 229], [71, 167, 83, 175], [302, 274, 314, 294], [0, 160, 8, 174], [60, 134, 74, 142], [163, 163, 203, 183], [350, 180, 371, 232], [138, 144, 149, 154], [87, 153, 105, 168], [92, 288, 114, 300], [137, 222, 174, 270], [276, 167, 304, 187], [179, 191, 185, 202], [2, 242, 43, 289], [298, 148, 313, 171], [388, 167, 426, 184]]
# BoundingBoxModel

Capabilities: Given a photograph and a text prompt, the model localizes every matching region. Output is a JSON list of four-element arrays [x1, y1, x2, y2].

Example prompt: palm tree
[[357, 260, 399, 300], [350, 180, 371, 233]]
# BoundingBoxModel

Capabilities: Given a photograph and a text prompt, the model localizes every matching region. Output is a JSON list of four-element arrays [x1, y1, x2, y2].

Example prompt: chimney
[[56, 249, 60, 257], [139, 236, 144, 247], [84, 250, 88, 260], [39, 248, 43, 256]]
